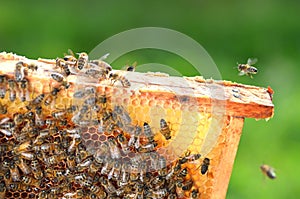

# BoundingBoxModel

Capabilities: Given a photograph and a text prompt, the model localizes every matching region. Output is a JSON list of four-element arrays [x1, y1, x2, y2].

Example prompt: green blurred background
[[1, 0, 299, 198]]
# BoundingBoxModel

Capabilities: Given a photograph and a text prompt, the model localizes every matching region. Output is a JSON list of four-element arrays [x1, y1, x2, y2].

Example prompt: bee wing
[[247, 58, 258, 65], [0, 129, 12, 136], [238, 71, 245, 76], [99, 53, 110, 61], [0, 117, 10, 124]]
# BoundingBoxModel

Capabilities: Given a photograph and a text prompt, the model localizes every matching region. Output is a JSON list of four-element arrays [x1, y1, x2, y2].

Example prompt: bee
[[237, 58, 258, 78], [0, 102, 7, 114], [200, 157, 210, 175], [0, 75, 7, 98], [19, 78, 30, 101], [260, 164, 276, 179], [99, 176, 116, 194], [108, 137, 121, 159], [0, 117, 14, 136], [52, 110, 66, 119], [8, 79, 17, 102], [85, 67, 108, 80], [21, 175, 40, 186], [90, 53, 112, 72], [160, 118, 172, 140], [63, 49, 78, 63], [15, 61, 27, 82], [13, 156, 31, 175], [128, 126, 142, 149], [9, 162, 21, 181], [117, 133, 130, 154], [190, 189, 200, 199], [0, 182, 6, 199], [51, 72, 70, 89], [66, 154, 76, 171], [26, 93, 45, 110], [56, 58, 71, 76], [90, 184, 107, 198], [123, 61, 137, 72], [179, 150, 201, 165], [44, 87, 61, 106], [143, 122, 155, 143], [138, 142, 158, 153], [77, 52, 89, 70], [182, 179, 194, 191], [109, 72, 131, 87]]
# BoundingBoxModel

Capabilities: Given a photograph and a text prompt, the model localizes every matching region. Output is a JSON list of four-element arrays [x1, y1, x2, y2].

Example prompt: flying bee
[[0, 75, 7, 99], [8, 79, 18, 102], [160, 118, 172, 140], [15, 61, 27, 82], [77, 52, 89, 70], [237, 58, 258, 78], [200, 157, 210, 175], [109, 72, 131, 87], [260, 164, 276, 179]]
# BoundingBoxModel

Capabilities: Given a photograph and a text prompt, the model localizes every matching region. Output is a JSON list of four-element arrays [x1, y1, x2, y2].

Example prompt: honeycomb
[[0, 52, 273, 199]]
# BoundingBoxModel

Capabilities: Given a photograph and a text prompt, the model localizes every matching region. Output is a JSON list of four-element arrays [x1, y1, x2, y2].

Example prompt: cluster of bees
[[0, 51, 210, 199]]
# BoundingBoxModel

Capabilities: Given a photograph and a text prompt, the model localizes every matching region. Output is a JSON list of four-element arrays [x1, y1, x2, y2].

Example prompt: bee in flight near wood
[[260, 164, 276, 179], [237, 58, 258, 78]]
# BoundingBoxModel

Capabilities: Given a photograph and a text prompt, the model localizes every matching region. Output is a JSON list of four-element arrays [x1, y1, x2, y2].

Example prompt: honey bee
[[21, 175, 40, 186], [52, 110, 66, 119], [90, 184, 107, 198], [66, 154, 76, 171], [44, 87, 61, 106], [9, 162, 21, 181], [13, 156, 31, 175], [128, 126, 142, 149], [51, 72, 70, 89], [15, 61, 27, 82], [0, 102, 7, 114], [260, 164, 276, 179], [0, 117, 13, 136], [99, 176, 117, 194], [31, 159, 44, 180], [77, 52, 89, 70], [109, 72, 131, 87], [179, 150, 201, 164], [125, 63, 136, 72], [19, 78, 30, 101], [27, 93, 45, 110], [138, 142, 158, 153], [0, 75, 7, 99], [190, 189, 200, 198], [200, 157, 210, 175], [117, 133, 130, 154], [237, 58, 258, 78], [143, 122, 155, 143], [160, 118, 172, 140], [0, 182, 6, 199], [56, 58, 71, 76], [8, 79, 17, 102], [89, 53, 112, 72], [108, 137, 121, 159]]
